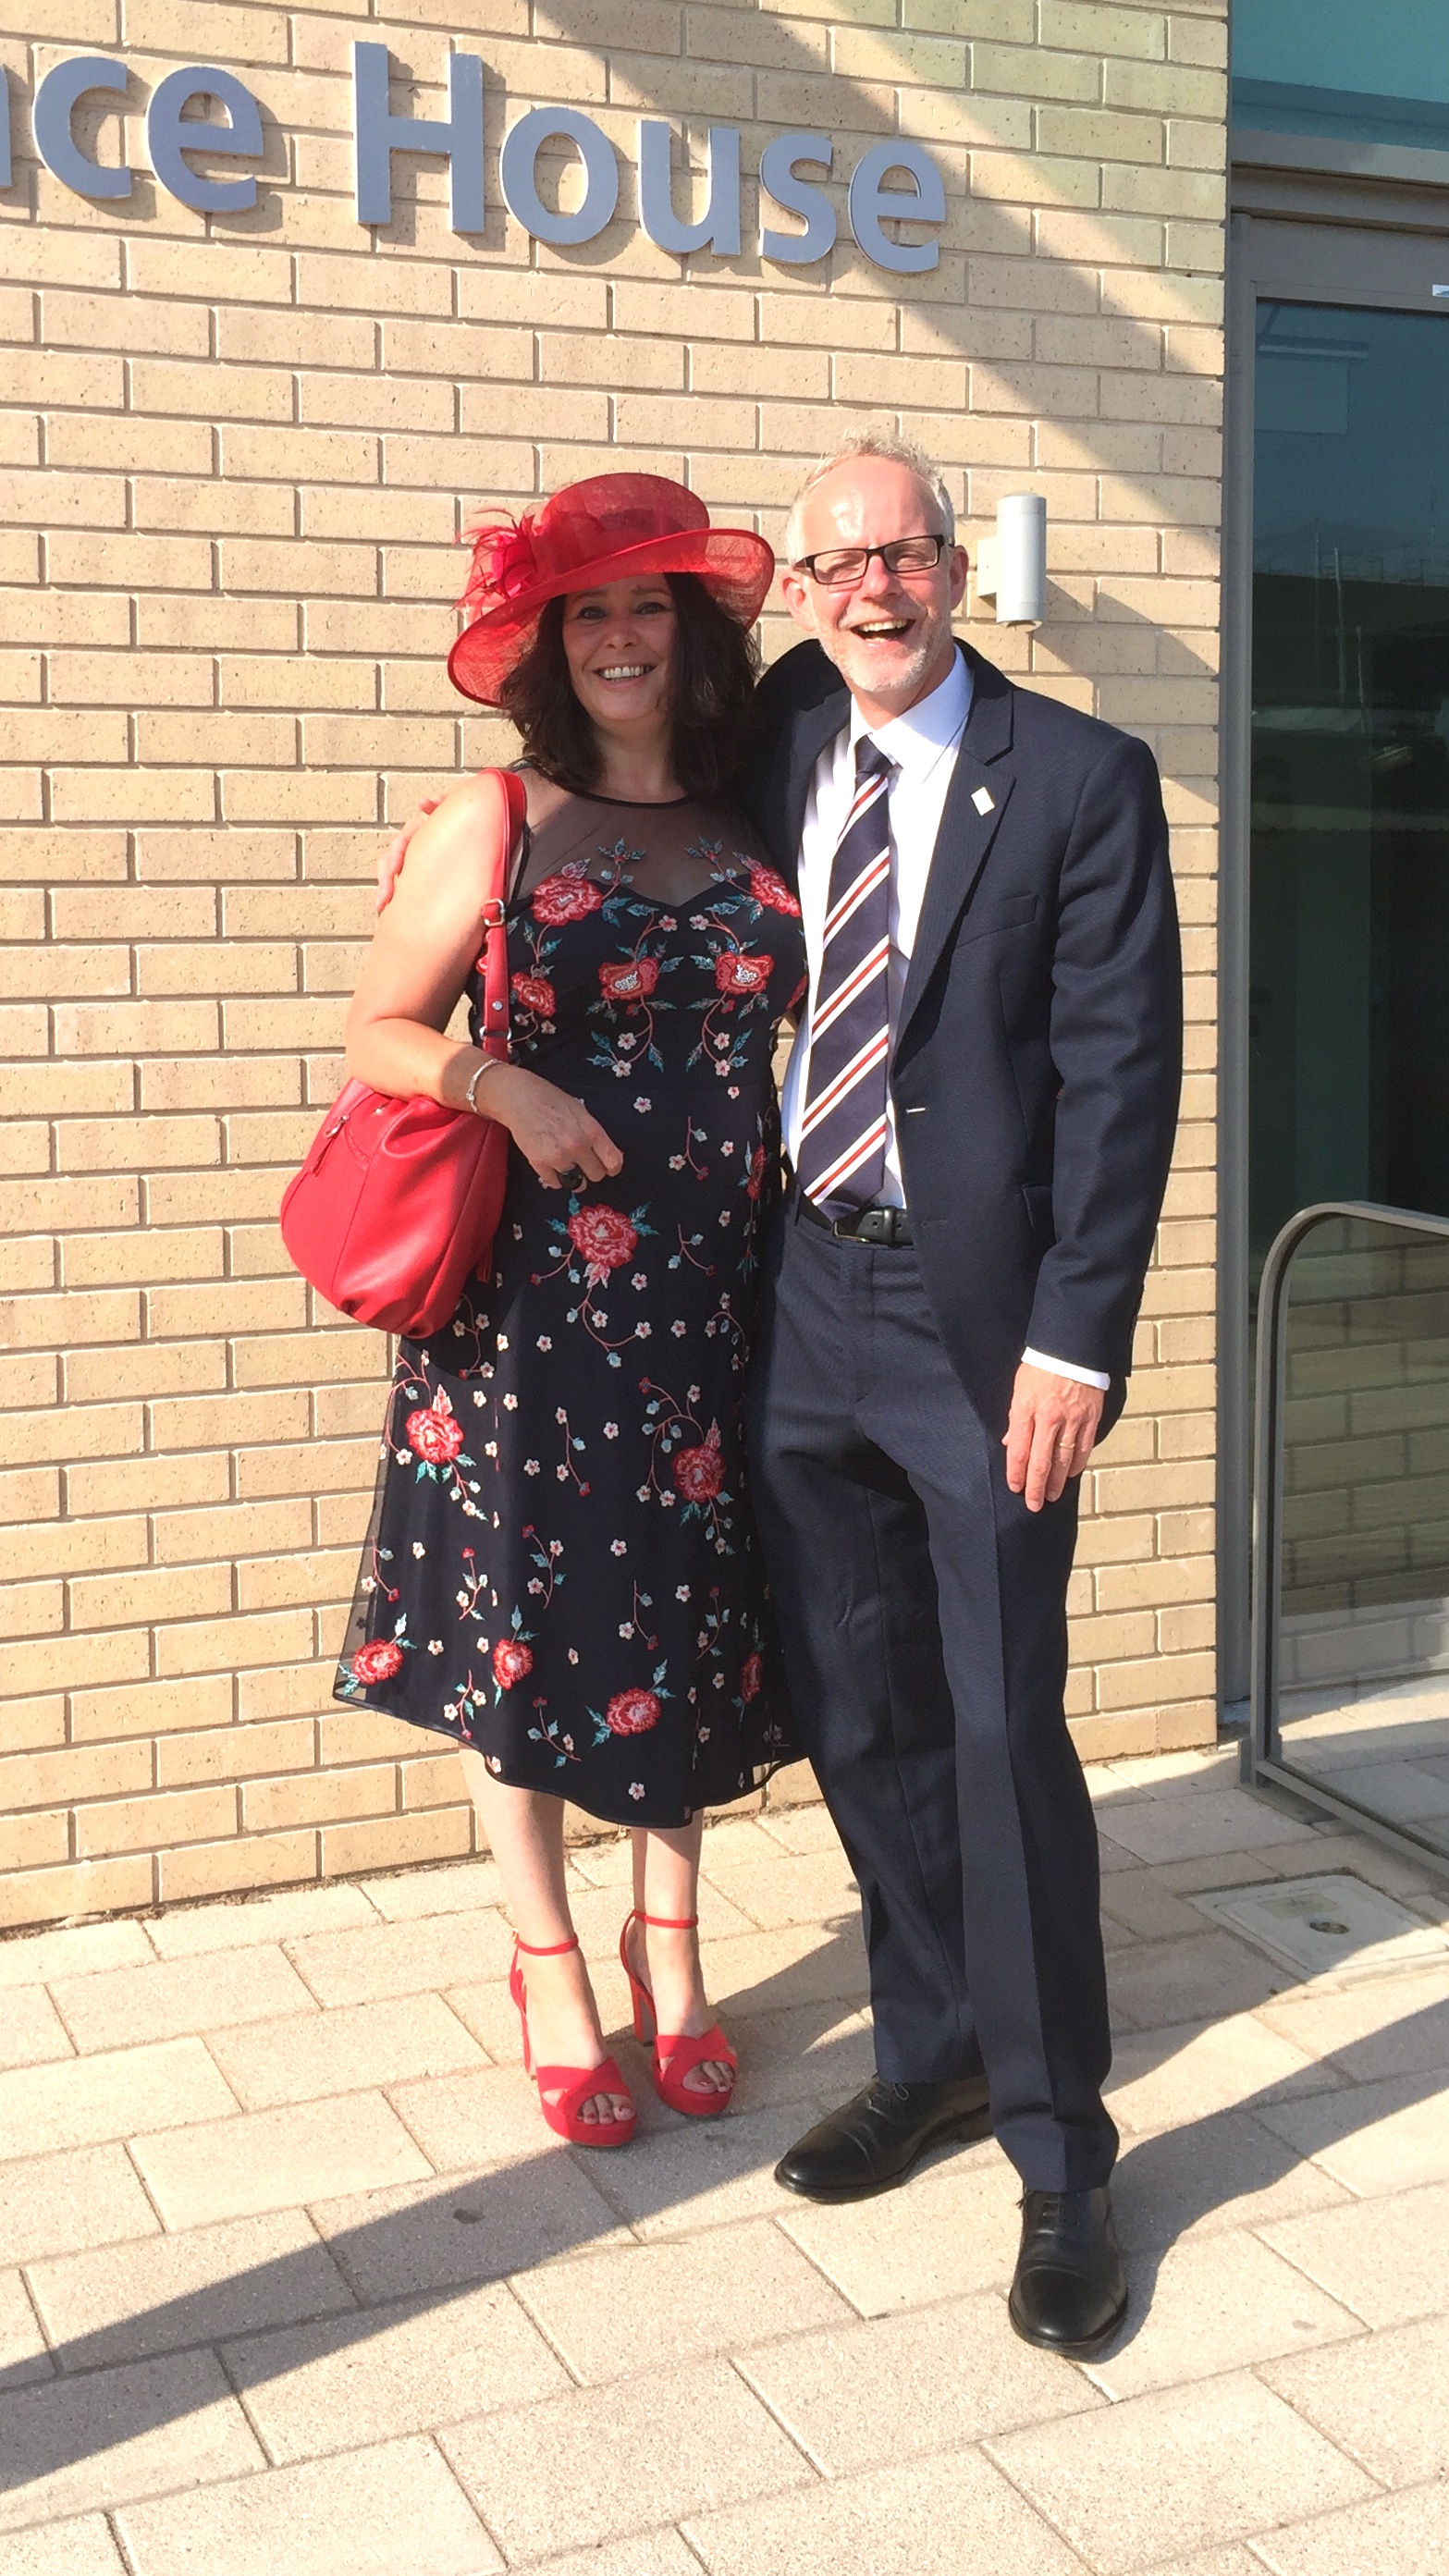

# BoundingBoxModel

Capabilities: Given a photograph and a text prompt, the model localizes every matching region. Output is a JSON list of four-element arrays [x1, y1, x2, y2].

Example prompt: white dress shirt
[[780, 650, 1110, 1393]]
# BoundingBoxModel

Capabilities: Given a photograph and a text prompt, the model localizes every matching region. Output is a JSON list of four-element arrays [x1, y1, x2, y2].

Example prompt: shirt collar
[[847, 644, 972, 781]]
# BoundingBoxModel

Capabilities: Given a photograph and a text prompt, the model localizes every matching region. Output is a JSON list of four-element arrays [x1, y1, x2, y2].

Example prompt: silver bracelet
[[463, 1059, 498, 1117]]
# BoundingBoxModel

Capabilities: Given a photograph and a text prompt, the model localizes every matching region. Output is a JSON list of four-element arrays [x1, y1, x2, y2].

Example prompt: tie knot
[[855, 735, 892, 785]]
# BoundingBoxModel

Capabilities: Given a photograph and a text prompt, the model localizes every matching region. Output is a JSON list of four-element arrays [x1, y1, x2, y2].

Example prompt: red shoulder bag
[[279, 768, 527, 1338]]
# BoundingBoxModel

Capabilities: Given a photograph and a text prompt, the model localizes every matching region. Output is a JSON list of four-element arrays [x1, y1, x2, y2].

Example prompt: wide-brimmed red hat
[[448, 472, 775, 706]]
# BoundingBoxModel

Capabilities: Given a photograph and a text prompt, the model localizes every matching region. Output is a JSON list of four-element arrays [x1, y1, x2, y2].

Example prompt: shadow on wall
[[36, 0, 1227, 712]]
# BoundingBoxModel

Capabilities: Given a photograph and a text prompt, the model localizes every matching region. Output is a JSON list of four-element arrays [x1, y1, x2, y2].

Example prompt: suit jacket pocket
[[961, 891, 1039, 945], [1022, 1182, 1055, 1238]]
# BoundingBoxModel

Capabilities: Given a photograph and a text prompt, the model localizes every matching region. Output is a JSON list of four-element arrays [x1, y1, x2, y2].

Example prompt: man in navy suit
[[744, 430, 1182, 2357]]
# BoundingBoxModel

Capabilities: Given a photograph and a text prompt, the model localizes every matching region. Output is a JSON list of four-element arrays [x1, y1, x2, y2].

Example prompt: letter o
[[499, 107, 618, 246]]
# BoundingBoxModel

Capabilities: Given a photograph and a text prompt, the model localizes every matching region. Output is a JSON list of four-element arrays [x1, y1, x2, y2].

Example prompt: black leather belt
[[795, 1192, 913, 1247]]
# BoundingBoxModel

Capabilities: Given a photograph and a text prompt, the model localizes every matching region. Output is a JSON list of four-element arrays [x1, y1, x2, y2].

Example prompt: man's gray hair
[[783, 425, 955, 565]]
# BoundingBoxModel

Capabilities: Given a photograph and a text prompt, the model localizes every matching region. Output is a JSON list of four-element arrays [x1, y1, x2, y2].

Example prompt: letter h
[[352, 42, 484, 233]]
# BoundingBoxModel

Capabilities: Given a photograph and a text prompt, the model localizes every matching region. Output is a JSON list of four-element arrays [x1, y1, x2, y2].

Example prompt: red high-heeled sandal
[[620, 1910, 737, 2117], [509, 1934, 635, 2149]]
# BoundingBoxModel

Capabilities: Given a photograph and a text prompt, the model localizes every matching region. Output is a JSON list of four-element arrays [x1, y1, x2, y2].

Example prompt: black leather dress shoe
[[1008, 2187, 1127, 2358], [774, 2076, 991, 2202]]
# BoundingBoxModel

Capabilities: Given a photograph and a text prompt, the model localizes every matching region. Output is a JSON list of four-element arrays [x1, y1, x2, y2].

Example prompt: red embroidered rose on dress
[[511, 972, 556, 1016], [567, 1205, 639, 1273], [673, 1422, 724, 1503], [598, 956, 660, 1001], [605, 1687, 661, 1736], [493, 1637, 534, 1688], [407, 1392, 464, 1464], [532, 873, 605, 926], [740, 1650, 763, 1702], [747, 861, 802, 917], [350, 1638, 403, 1684], [745, 1145, 767, 1200], [714, 951, 772, 996]]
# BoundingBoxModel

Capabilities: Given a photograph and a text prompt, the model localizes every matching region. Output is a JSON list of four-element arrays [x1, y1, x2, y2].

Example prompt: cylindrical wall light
[[974, 492, 1047, 626]]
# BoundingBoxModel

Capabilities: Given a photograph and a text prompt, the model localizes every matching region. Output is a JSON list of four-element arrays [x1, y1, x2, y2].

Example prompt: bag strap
[[475, 768, 527, 1065]]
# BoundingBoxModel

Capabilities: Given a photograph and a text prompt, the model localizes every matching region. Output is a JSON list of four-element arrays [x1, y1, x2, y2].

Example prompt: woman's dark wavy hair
[[497, 572, 761, 800]]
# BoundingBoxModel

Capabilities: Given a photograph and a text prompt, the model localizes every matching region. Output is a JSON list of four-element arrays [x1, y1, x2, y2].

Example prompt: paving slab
[[439, 2357, 811, 2563], [207, 1993, 486, 2111], [692, 1921, 871, 2019], [284, 1913, 516, 2009], [308, 2160, 630, 2305], [114, 2436, 501, 2576], [0, 2519, 126, 2574], [0, 2041, 238, 2162], [712, 2002, 875, 2115], [141, 1883, 379, 1957], [736, 2290, 1103, 2473], [682, 2447, 1084, 2576], [775, 2143, 1020, 2313], [1099, 1792, 1318, 1866], [355, 1859, 505, 1921], [697, 1848, 861, 1932], [28, 2212, 355, 2372], [512, 2218, 850, 2383], [0, 2145, 158, 2270], [0, 1927, 154, 1992], [49, 1949, 317, 2055], [1257, 2068, 1449, 2193], [522, 2536, 702, 2576], [129, 2091, 432, 2230], [1099, 1871, 1209, 1944], [224, 2279, 569, 2460], [987, 2371, 1375, 2574], [1260, 2180, 1449, 2327], [1257, 1963, 1449, 2082], [1109, 1930, 1292, 2030], [0, 2350, 264, 2533], [1252, 2482, 1449, 2576], [0, 1989, 74, 2074], [1111, 2109, 1349, 2251], [386, 2061, 580, 2176], [755, 1805, 849, 1856], [585, 2100, 838, 2240], [1106, 2012, 1327, 2132], [1260, 2311, 1449, 2486], [0, 2267, 50, 2389], [1086, 2230, 1361, 2398]]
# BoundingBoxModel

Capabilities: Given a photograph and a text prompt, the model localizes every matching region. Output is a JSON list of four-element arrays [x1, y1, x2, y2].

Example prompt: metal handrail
[[1246, 1198, 1449, 1875]]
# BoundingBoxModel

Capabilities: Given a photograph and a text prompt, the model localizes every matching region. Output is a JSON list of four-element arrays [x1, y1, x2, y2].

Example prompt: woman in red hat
[[338, 476, 803, 2148]]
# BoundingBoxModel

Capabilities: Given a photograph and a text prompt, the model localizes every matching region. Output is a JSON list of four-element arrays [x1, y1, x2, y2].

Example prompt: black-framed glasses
[[792, 534, 947, 589]]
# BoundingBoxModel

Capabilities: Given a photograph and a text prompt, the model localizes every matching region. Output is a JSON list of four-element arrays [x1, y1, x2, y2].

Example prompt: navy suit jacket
[[743, 638, 1184, 1432]]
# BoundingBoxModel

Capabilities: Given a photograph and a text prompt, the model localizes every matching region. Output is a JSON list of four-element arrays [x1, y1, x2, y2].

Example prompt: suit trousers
[[748, 1200, 1118, 2192]]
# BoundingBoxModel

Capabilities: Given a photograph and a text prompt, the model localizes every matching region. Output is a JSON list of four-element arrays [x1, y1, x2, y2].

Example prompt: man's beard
[[823, 616, 946, 707]]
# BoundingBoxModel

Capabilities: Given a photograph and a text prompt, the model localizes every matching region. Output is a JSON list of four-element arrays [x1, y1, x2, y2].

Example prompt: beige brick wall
[[1, 0, 1226, 1930]]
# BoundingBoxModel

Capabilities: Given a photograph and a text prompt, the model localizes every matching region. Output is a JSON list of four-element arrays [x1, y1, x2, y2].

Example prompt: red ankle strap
[[635, 1911, 699, 1931], [514, 1933, 581, 1957]]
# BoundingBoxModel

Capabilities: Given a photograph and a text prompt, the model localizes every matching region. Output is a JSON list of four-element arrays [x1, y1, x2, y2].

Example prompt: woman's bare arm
[[345, 777, 622, 1189]]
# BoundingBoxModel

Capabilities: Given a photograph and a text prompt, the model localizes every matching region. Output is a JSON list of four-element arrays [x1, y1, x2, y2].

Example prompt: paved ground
[[1, 1747, 1448, 2575]]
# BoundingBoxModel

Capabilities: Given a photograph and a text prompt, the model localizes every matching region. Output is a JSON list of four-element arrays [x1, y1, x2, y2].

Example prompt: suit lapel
[[778, 687, 850, 877], [898, 650, 1017, 1040]]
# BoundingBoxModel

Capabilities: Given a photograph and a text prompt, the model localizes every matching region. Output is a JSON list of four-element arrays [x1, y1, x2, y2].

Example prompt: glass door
[[1249, 298, 1449, 1270]]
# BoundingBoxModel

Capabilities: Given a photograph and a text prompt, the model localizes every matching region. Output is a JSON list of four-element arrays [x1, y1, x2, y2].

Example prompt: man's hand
[[376, 798, 441, 914], [1003, 1363, 1104, 1514]]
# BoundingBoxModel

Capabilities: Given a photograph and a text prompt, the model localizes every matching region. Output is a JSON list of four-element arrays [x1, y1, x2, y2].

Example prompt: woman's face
[[559, 578, 677, 734]]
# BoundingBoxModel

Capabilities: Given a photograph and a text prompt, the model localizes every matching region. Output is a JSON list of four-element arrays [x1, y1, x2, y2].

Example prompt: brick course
[[1, 0, 1226, 1929]]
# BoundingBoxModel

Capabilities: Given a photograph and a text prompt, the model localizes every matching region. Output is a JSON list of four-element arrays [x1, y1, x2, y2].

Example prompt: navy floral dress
[[335, 779, 804, 1828]]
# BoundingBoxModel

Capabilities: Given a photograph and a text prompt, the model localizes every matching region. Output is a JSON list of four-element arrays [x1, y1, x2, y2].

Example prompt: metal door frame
[[1218, 172, 1449, 1712], [1247, 1198, 1449, 1881]]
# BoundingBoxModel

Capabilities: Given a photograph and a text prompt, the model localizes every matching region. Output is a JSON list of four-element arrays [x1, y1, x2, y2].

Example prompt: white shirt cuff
[[1022, 1347, 1111, 1392]]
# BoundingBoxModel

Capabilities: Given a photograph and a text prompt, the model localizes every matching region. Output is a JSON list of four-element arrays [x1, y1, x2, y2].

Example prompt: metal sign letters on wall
[[13, 44, 948, 276]]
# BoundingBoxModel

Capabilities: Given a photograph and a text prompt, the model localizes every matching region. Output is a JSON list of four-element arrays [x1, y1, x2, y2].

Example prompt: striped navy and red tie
[[797, 735, 894, 1217]]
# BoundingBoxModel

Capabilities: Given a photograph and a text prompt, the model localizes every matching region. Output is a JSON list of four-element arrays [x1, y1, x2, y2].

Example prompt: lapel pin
[[972, 786, 995, 816]]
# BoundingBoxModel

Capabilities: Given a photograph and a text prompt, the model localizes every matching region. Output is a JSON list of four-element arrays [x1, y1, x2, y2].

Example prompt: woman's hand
[[472, 1061, 622, 1190]]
